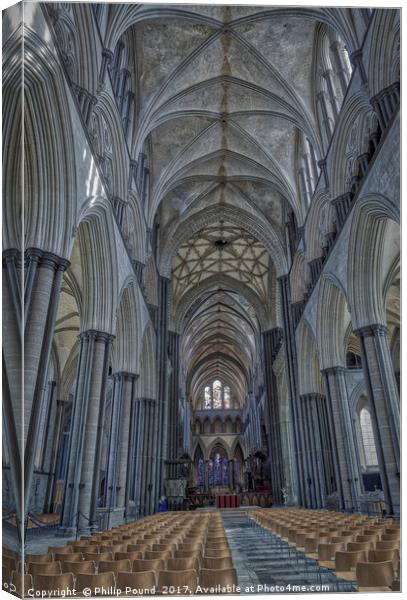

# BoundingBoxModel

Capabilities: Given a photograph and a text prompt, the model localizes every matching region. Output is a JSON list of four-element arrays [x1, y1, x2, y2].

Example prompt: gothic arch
[[139, 324, 157, 400], [206, 437, 231, 461], [367, 10, 400, 97], [112, 280, 141, 374], [296, 318, 323, 396], [76, 197, 119, 335], [328, 91, 376, 199], [3, 28, 76, 258], [348, 194, 400, 329], [317, 276, 351, 369]]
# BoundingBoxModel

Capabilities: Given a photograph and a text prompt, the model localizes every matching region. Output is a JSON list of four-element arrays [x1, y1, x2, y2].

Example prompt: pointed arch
[[296, 318, 323, 395]]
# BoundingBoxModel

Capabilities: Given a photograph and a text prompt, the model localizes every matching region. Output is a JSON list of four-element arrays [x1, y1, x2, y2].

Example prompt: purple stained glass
[[222, 457, 229, 486], [197, 458, 204, 487], [208, 460, 214, 486], [214, 453, 222, 485]]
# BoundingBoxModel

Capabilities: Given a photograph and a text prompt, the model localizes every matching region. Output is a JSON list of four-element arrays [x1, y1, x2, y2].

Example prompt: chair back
[[98, 559, 131, 575], [356, 560, 394, 587]]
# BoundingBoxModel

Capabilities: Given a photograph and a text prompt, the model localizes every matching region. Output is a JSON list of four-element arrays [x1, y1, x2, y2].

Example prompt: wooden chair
[[99, 559, 132, 576], [318, 542, 346, 569], [28, 561, 62, 576], [61, 560, 96, 574], [368, 549, 399, 573], [376, 540, 400, 551], [157, 569, 197, 593], [83, 551, 113, 562], [11, 571, 32, 596], [166, 557, 200, 571], [76, 572, 116, 595], [26, 553, 53, 563], [115, 551, 143, 562], [347, 541, 374, 553], [199, 568, 238, 590], [48, 546, 73, 555], [144, 550, 173, 560], [356, 560, 394, 592], [54, 552, 83, 563], [117, 571, 156, 595], [204, 549, 231, 559], [132, 558, 165, 572], [334, 550, 368, 581], [202, 557, 233, 570], [33, 573, 74, 595]]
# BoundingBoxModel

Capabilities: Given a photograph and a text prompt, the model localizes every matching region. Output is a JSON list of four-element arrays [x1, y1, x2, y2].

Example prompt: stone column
[[355, 324, 400, 514], [331, 39, 351, 95], [229, 460, 234, 491], [168, 331, 180, 478], [44, 399, 65, 513], [322, 69, 340, 119], [322, 367, 362, 511], [277, 275, 303, 504], [116, 373, 139, 518], [61, 330, 113, 534], [105, 373, 125, 511], [299, 394, 333, 508], [24, 249, 70, 513], [317, 91, 334, 143], [262, 328, 284, 503], [155, 276, 170, 500]]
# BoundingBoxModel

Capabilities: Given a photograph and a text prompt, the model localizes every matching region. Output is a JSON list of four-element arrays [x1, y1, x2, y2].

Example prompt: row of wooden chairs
[[10, 566, 238, 597], [251, 507, 400, 592], [4, 511, 238, 596]]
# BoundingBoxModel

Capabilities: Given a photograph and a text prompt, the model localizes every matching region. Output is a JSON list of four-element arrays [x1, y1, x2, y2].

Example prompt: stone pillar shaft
[[116, 373, 138, 512], [61, 330, 113, 533], [322, 367, 361, 510], [356, 324, 400, 514], [24, 249, 69, 513]]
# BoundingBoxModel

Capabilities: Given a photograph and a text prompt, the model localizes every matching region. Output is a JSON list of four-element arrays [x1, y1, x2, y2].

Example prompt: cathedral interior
[[2, 1, 401, 595]]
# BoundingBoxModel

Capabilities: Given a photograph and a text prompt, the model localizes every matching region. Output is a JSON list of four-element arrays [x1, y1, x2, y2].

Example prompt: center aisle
[[221, 513, 355, 594]]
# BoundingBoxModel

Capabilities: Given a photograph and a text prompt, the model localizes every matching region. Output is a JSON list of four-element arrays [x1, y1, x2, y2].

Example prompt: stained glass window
[[213, 380, 222, 409], [224, 386, 231, 409], [204, 386, 211, 409], [360, 407, 378, 467], [197, 458, 204, 488]]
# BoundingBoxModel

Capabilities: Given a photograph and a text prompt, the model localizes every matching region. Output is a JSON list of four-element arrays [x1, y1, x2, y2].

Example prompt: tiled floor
[[222, 513, 356, 594]]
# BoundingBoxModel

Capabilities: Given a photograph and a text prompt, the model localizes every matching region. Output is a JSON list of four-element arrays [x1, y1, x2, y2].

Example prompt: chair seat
[[335, 571, 357, 582]]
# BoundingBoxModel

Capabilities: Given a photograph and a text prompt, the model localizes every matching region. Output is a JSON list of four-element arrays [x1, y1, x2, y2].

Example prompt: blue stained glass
[[214, 453, 222, 485], [208, 460, 214, 486], [197, 458, 204, 487], [222, 457, 229, 486]]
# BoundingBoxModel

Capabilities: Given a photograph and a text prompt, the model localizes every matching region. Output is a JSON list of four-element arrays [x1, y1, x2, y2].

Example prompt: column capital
[[299, 392, 326, 402], [321, 366, 346, 376], [79, 329, 115, 343], [112, 371, 139, 382], [25, 247, 70, 272], [102, 47, 113, 63], [3, 248, 21, 266], [353, 324, 388, 338]]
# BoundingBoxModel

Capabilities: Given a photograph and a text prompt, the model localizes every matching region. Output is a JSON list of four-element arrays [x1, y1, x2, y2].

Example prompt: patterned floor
[[222, 513, 356, 594]]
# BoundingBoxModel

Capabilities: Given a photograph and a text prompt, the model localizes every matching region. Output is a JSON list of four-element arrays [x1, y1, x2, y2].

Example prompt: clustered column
[[322, 367, 362, 510], [24, 249, 70, 513], [62, 330, 113, 534], [355, 324, 400, 514], [262, 328, 285, 503], [133, 397, 158, 517]]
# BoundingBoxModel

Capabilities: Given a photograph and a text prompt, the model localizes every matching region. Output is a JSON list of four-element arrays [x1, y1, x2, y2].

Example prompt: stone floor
[[221, 513, 356, 594]]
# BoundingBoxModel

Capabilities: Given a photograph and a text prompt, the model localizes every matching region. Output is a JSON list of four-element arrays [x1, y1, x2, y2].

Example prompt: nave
[[2, 3, 401, 595]]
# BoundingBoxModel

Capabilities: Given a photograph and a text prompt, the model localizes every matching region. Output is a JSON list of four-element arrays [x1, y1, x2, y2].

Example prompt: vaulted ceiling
[[111, 4, 355, 410]]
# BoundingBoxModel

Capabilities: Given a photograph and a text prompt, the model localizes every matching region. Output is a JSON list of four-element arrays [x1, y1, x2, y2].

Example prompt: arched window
[[200, 380, 238, 409], [360, 407, 378, 468]]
